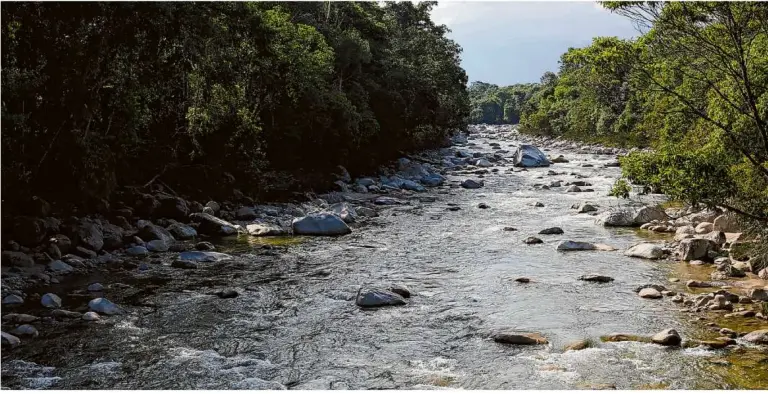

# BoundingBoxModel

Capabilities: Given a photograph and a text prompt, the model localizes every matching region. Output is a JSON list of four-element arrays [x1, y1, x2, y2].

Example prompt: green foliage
[[1, 1, 469, 207], [608, 178, 631, 199]]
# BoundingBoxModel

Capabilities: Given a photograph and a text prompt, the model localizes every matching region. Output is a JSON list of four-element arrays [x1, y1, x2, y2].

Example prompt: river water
[[2, 131, 767, 389]]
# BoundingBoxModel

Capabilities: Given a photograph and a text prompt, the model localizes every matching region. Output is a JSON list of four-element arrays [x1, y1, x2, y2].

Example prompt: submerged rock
[[651, 329, 682, 346], [579, 275, 614, 283], [292, 213, 351, 236], [355, 288, 406, 307], [88, 298, 124, 315], [178, 251, 233, 263], [556, 240, 615, 251], [389, 284, 411, 298], [460, 179, 484, 189], [492, 330, 548, 345]]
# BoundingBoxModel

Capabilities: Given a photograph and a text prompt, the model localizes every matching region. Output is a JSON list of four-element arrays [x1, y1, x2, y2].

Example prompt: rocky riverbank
[[2, 124, 767, 389]]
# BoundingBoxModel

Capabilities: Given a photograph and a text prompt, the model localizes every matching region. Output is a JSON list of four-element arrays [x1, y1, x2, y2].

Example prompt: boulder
[[157, 195, 189, 220], [390, 284, 411, 298], [125, 246, 149, 257], [639, 288, 662, 299], [577, 203, 597, 213], [167, 223, 197, 240], [566, 185, 582, 193], [69, 219, 104, 251], [678, 238, 717, 261], [2, 251, 34, 267], [51, 234, 72, 254], [556, 240, 614, 251], [146, 239, 169, 252], [139, 223, 176, 244], [235, 207, 258, 221], [624, 243, 665, 260], [595, 210, 634, 227], [101, 223, 125, 250], [713, 213, 739, 233], [539, 227, 564, 235], [651, 329, 682, 346], [82, 312, 100, 321], [524, 237, 543, 245], [695, 222, 714, 234], [742, 329, 768, 344], [189, 213, 240, 236], [177, 251, 233, 262], [1, 332, 21, 348], [41, 293, 62, 309], [88, 298, 124, 315], [246, 222, 287, 236], [292, 213, 351, 236], [420, 174, 445, 187], [492, 330, 548, 345], [513, 144, 550, 167], [48, 260, 74, 274], [632, 206, 669, 225], [355, 288, 406, 307], [748, 288, 768, 302], [460, 179, 484, 189]]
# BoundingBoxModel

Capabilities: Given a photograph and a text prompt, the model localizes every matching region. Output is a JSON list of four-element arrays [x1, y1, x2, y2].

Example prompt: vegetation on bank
[[1, 1, 469, 213], [470, 2, 768, 244]]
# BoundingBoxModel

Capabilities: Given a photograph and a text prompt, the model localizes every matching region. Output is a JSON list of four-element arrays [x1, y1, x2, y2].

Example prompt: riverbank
[[2, 124, 767, 389]]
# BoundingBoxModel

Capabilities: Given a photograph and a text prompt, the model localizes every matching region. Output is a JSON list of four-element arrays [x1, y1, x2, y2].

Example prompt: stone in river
[[355, 288, 406, 307], [651, 328, 682, 346]]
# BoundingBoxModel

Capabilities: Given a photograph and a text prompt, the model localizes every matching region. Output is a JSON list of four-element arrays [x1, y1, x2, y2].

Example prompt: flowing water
[[2, 133, 767, 389]]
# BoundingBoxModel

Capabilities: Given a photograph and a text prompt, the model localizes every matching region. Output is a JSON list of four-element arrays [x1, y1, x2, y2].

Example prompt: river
[[2, 129, 767, 389]]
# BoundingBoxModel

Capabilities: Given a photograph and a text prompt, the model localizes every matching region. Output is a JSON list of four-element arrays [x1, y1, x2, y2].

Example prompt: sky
[[430, 1, 641, 86]]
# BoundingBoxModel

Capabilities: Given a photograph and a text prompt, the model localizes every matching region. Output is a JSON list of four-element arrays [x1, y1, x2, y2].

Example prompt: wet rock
[[634, 284, 666, 293], [595, 210, 634, 227], [167, 223, 197, 240], [698, 339, 735, 349], [51, 310, 82, 319], [246, 222, 287, 236], [742, 329, 768, 344], [48, 260, 74, 274], [88, 283, 104, 292], [556, 240, 614, 251], [492, 330, 548, 345], [686, 280, 716, 288], [41, 293, 61, 309], [475, 158, 493, 167], [3, 294, 24, 305], [195, 241, 215, 251], [82, 311, 100, 321], [678, 238, 717, 261], [156, 195, 189, 220], [292, 213, 351, 236], [503, 227, 518, 231], [624, 243, 665, 260], [357, 207, 378, 218], [1, 331, 21, 348], [579, 275, 614, 283], [138, 223, 176, 245], [177, 251, 233, 262], [68, 219, 104, 251], [189, 213, 240, 236], [215, 289, 239, 299], [651, 329, 682, 346], [524, 237, 543, 245], [513, 144, 550, 167], [566, 185, 582, 193], [550, 155, 569, 163], [235, 207, 258, 221], [126, 246, 149, 257], [564, 339, 591, 351], [355, 288, 406, 307], [533, 202, 544, 207], [11, 324, 38, 337], [539, 227, 564, 235], [748, 288, 768, 302], [2, 314, 39, 324], [390, 284, 411, 298], [88, 298, 124, 315], [639, 288, 662, 299], [577, 203, 597, 213], [460, 179, 484, 189], [420, 173, 445, 187], [146, 239, 169, 252], [514, 277, 531, 283], [46, 243, 62, 260]]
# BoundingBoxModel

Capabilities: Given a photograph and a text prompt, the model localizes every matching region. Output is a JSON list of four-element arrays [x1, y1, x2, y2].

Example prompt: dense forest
[[1, 1, 469, 212], [471, 2, 768, 241]]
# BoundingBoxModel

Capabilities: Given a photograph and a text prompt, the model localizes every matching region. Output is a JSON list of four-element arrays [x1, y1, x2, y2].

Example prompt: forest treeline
[[471, 2, 768, 235], [1, 1, 469, 210]]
